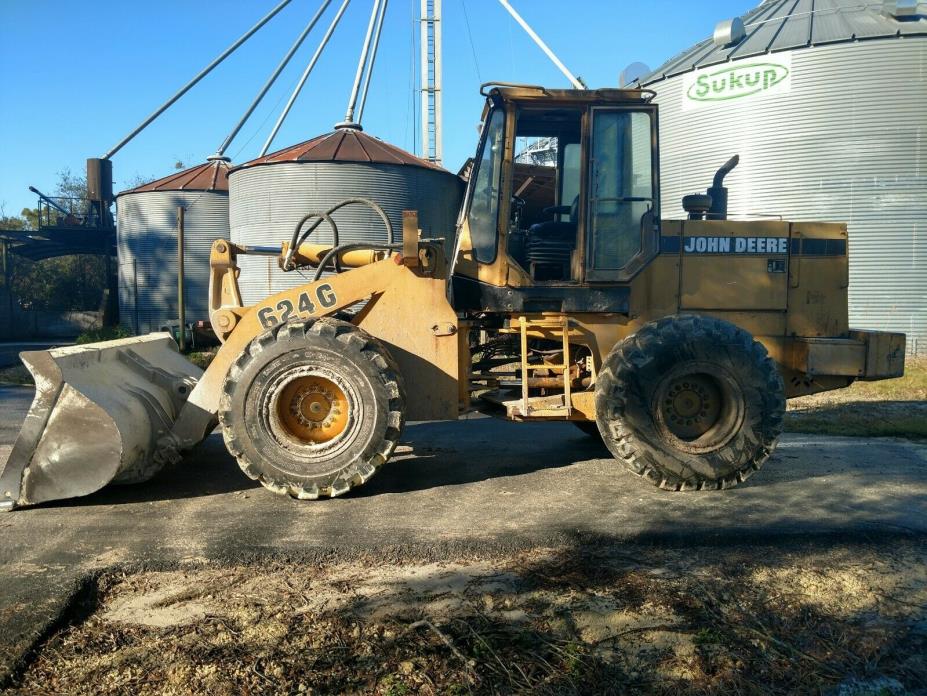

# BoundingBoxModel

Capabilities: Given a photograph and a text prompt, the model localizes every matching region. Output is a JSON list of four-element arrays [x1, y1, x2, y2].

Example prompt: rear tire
[[594, 315, 784, 491], [219, 318, 405, 499]]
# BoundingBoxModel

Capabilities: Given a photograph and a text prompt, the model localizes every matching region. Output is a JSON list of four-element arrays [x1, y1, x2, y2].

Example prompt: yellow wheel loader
[[0, 85, 906, 510]]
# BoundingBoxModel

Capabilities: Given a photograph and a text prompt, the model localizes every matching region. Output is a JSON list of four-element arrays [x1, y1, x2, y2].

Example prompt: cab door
[[584, 107, 661, 283]]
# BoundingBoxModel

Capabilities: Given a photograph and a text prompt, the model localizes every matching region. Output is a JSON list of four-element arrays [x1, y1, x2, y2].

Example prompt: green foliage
[[786, 358, 927, 439], [19, 207, 41, 230], [54, 168, 88, 200], [694, 627, 725, 645], [11, 255, 107, 311], [1, 168, 90, 231], [378, 674, 411, 696], [2, 170, 108, 312], [0, 213, 26, 231], [0, 365, 34, 385], [75, 324, 133, 345], [186, 350, 218, 369]]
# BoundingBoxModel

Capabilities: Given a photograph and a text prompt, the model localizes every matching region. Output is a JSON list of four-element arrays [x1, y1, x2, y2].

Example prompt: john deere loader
[[0, 85, 906, 510]]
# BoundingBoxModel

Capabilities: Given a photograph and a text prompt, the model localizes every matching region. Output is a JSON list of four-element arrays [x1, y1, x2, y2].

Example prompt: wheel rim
[[652, 363, 744, 454], [261, 365, 363, 461], [275, 375, 350, 444]]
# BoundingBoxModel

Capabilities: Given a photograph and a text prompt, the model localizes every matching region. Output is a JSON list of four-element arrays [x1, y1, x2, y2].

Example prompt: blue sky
[[0, 0, 750, 216]]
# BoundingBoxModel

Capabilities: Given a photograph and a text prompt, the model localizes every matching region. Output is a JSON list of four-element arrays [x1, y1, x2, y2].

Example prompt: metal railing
[[32, 195, 111, 231]]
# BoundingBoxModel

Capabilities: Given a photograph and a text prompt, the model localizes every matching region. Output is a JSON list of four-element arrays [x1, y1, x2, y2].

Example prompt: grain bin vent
[[713, 18, 745, 47]]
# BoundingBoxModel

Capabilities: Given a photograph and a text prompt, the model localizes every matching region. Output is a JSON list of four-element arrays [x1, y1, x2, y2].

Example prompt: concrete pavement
[[1, 383, 925, 683]]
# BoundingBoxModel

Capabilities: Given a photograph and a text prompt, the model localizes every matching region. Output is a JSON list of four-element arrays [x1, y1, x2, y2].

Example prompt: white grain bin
[[639, 0, 927, 353], [116, 159, 230, 333]]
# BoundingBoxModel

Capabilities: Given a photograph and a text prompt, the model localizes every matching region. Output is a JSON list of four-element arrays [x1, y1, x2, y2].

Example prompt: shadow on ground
[[21, 415, 927, 527], [31, 420, 612, 509]]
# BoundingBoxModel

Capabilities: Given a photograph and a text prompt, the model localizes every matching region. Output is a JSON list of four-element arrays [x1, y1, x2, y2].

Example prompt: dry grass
[[787, 357, 927, 439], [6, 540, 927, 695]]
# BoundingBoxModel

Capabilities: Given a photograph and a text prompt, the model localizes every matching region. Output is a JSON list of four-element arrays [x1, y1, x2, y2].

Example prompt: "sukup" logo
[[682, 58, 792, 109]]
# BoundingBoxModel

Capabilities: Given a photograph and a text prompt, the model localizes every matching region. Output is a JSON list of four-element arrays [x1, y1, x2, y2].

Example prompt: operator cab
[[453, 84, 661, 308]]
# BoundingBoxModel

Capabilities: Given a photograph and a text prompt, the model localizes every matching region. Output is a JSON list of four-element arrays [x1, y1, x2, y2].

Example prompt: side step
[[516, 314, 573, 418], [481, 388, 572, 421]]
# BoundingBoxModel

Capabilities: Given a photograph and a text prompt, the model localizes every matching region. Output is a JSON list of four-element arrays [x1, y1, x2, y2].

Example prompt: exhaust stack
[[707, 154, 739, 220]]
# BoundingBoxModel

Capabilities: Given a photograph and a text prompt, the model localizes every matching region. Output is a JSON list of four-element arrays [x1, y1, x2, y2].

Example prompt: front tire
[[595, 315, 784, 491], [219, 318, 405, 499]]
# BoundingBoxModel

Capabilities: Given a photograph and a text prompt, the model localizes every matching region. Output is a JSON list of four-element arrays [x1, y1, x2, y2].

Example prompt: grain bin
[[229, 125, 463, 304], [639, 0, 927, 353], [116, 158, 230, 334]]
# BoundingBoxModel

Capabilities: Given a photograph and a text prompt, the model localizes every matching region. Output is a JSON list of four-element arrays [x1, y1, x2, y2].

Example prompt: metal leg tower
[[419, 0, 442, 165]]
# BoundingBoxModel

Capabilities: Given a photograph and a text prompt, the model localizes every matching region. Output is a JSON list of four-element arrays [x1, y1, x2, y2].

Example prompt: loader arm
[[165, 239, 460, 455]]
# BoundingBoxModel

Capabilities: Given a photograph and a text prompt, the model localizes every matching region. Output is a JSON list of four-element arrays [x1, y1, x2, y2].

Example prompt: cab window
[[586, 110, 654, 277], [507, 107, 583, 282], [467, 108, 506, 263]]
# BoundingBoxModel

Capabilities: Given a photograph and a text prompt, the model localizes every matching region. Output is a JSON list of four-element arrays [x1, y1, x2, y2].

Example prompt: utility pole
[[176, 206, 186, 352], [420, 0, 442, 165]]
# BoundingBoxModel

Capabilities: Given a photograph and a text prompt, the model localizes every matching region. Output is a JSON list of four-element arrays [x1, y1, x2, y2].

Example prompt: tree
[[54, 167, 88, 200], [0, 204, 27, 231], [123, 172, 158, 189], [10, 255, 106, 311], [3, 171, 107, 313]]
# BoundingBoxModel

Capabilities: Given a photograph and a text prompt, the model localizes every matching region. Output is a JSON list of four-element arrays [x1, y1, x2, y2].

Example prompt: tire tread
[[595, 314, 785, 492]]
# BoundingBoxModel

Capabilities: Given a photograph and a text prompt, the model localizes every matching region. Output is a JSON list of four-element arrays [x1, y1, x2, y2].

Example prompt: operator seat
[[525, 197, 579, 281]]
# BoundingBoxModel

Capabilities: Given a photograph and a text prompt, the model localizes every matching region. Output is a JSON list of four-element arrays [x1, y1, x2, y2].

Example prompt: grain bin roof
[[232, 128, 448, 173], [641, 0, 926, 84], [118, 159, 230, 196]]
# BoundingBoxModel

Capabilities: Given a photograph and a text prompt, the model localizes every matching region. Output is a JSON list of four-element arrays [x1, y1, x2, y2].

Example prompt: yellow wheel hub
[[276, 375, 349, 444]]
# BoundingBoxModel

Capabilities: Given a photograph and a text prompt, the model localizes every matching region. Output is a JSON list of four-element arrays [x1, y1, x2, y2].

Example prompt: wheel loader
[[0, 84, 906, 510]]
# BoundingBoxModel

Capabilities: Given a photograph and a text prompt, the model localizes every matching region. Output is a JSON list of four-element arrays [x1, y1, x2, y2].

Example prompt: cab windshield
[[466, 108, 506, 264]]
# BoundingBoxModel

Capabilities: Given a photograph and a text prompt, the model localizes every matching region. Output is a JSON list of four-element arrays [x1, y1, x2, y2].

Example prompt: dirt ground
[[6, 538, 926, 696]]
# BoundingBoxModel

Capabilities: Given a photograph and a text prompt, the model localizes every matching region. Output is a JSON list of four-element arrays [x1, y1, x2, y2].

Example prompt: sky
[[0, 0, 751, 217]]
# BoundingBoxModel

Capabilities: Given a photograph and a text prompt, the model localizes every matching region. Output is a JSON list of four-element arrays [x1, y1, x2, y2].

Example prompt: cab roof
[[482, 83, 654, 106]]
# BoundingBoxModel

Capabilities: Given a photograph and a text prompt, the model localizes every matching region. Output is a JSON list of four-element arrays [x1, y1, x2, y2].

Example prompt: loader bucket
[[0, 334, 202, 511]]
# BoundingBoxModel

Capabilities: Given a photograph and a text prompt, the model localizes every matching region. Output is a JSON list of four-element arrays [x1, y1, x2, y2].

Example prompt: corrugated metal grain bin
[[229, 126, 463, 304], [640, 0, 927, 353], [116, 158, 230, 334]]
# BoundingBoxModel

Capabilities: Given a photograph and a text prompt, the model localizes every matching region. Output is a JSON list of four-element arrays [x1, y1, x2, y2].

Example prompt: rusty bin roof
[[231, 128, 448, 173], [118, 158, 230, 196]]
